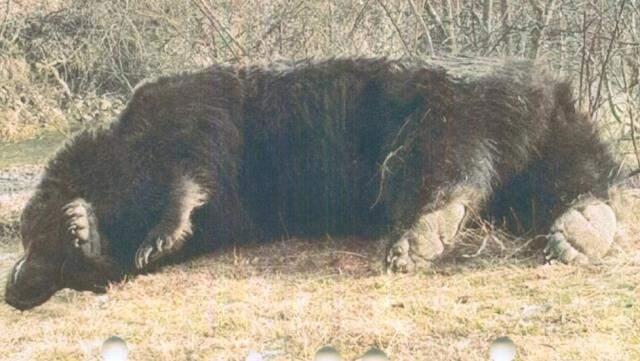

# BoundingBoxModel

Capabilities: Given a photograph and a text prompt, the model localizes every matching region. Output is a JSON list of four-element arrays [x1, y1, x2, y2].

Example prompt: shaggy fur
[[4, 57, 626, 309]]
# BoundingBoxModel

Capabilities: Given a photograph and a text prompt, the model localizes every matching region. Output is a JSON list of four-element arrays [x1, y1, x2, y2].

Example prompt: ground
[[0, 136, 639, 361]]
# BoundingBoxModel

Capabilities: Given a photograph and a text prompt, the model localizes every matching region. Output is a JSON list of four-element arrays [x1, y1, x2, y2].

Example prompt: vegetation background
[[2, 0, 639, 151], [0, 0, 639, 360]]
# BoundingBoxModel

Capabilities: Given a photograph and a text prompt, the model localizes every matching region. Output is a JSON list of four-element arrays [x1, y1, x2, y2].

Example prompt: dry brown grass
[[0, 56, 125, 142], [1, 203, 639, 360]]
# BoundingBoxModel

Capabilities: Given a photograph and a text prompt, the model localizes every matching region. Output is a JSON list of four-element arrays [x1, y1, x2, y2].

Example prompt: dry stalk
[[371, 145, 404, 210], [190, 0, 248, 61], [407, 0, 435, 54], [376, 0, 413, 55]]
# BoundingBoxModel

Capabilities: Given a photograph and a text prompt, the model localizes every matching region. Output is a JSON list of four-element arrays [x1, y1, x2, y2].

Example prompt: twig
[[251, 0, 306, 53], [505, 235, 538, 259], [628, 106, 640, 170], [391, 110, 427, 147], [461, 235, 489, 258], [191, 0, 247, 61], [0, 0, 10, 41], [349, 0, 371, 38], [490, 233, 506, 252], [407, 0, 435, 55], [578, 9, 588, 108], [617, 54, 640, 169], [41, 62, 73, 99], [483, 0, 493, 34], [445, 0, 457, 53], [376, 0, 413, 55], [423, 0, 447, 35], [605, 76, 623, 125], [331, 251, 369, 259], [371, 145, 404, 209], [370, 108, 433, 209], [527, 0, 558, 59], [591, 0, 628, 118]]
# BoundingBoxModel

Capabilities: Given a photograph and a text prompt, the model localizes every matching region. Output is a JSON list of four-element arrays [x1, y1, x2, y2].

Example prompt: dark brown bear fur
[[5, 57, 623, 310]]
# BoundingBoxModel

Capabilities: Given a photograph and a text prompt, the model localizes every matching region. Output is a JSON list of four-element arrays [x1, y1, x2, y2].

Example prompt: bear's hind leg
[[540, 93, 619, 264], [544, 197, 618, 264], [544, 197, 617, 264]]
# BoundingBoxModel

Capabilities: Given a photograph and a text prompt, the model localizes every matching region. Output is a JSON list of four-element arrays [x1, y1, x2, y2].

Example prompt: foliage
[[0, 0, 638, 159]]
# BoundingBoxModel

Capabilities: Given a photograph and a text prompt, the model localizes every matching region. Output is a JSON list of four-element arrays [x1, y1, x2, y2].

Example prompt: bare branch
[[592, 0, 628, 118], [376, 0, 413, 55], [190, 0, 247, 61], [423, 0, 448, 35], [483, 0, 493, 33], [407, 0, 435, 54], [0, 0, 11, 41]]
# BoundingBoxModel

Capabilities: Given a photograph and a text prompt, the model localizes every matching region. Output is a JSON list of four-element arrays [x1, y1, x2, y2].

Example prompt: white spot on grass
[[490, 337, 516, 361], [101, 336, 128, 361], [245, 351, 263, 361]]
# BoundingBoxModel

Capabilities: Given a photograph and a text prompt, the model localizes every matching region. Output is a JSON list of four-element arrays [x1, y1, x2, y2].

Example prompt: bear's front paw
[[62, 198, 101, 258], [386, 202, 466, 273], [386, 231, 439, 273], [386, 236, 416, 273], [134, 236, 178, 270]]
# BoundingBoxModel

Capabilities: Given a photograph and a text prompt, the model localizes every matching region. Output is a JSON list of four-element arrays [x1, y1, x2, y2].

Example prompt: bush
[[0, 0, 638, 152]]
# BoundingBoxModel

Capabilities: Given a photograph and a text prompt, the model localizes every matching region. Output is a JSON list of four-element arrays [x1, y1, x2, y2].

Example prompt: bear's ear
[[62, 199, 102, 258]]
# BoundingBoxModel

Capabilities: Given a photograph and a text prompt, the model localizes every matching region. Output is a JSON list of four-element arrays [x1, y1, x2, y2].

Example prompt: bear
[[4, 57, 629, 310]]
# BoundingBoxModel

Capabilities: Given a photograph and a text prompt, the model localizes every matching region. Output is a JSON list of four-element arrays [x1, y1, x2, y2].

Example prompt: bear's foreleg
[[134, 174, 208, 270], [386, 184, 489, 273]]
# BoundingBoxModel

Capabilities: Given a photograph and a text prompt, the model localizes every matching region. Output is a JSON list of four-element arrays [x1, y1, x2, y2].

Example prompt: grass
[[0, 132, 66, 168], [1, 196, 639, 360], [0, 235, 638, 360]]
